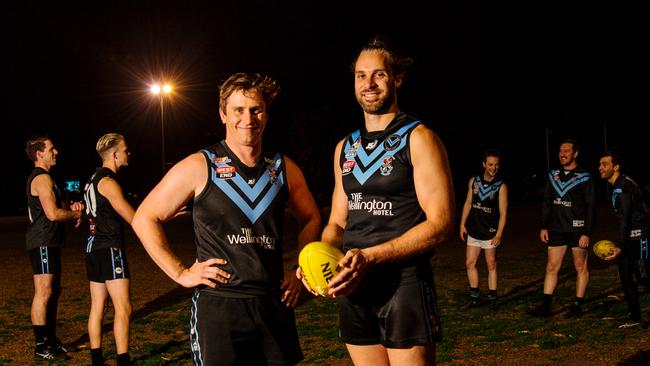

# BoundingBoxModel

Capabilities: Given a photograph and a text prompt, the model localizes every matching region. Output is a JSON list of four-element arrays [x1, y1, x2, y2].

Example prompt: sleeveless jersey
[[340, 113, 431, 287], [25, 167, 65, 251], [611, 174, 649, 243], [541, 167, 596, 235], [83, 167, 125, 252], [466, 175, 504, 240], [193, 141, 289, 297]]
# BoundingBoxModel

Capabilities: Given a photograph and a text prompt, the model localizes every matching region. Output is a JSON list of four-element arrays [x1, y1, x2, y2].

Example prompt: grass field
[[0, 202, 648, 365]]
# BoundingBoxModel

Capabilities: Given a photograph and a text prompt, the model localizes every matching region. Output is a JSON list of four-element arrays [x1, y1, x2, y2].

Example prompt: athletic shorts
[[86, 247, 130, 283], [467, 235, 496, 249], [339, 280, 442, 347], [189, 291, 303, 366], [29, 247, 61, 275], [547, 231, 584, 248]]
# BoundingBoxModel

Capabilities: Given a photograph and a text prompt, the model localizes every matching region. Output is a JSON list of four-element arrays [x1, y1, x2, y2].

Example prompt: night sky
[[5, 2, 650, 216]]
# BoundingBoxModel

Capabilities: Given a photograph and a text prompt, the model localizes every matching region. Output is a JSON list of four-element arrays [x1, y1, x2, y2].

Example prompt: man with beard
[[314, 37, 454, 365], [529, 139, 595, 317], [598, 151, 649, 328], [459, 150, 508, 310]]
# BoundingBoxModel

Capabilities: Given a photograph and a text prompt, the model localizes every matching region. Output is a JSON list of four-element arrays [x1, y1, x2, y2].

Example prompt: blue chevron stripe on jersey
[[549, 171, 591, 198], [474, 176, 503, 201], [346, 120, 419, 185], [204, 150, 285, 224]]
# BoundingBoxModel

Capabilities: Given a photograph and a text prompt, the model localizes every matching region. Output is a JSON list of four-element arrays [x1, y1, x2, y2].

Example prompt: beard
[[356, 84, 397, 115]]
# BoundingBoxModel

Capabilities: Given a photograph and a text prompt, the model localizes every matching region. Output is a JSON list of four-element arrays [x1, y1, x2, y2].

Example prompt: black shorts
[[28, 247, 61, 275], [547, 231, 583, 248], [86, 247, 130, 283], [339, 280, 442, 347], [189, 291, 303, 366]]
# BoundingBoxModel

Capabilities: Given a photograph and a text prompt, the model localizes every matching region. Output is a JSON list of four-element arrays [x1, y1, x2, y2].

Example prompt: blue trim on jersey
[[190, 292, 203, 366], [346, 120, 419, 185], [204, 150, 285, 224], [612, 188, 623, 208], [474, 176, 503, 201], [640, 238, 648, 260], [40, 247, 49, 273], [86, 236, 95, 253], [549, 170, 591, 198]]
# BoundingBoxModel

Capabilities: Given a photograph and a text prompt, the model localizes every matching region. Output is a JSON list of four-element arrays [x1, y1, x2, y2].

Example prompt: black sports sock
[[470, 287, 480, 298], [90, 348, 104, 366], [488, 289, 497, 300], [542, 294, 553, 309], [116, 352, 131, 366], [573, 296, 584, 307], [33, 325, 47, 347]]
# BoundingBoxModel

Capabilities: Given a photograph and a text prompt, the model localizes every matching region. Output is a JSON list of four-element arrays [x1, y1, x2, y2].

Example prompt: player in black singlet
[[318, 37, 454, 366], [83, 133, 135, 366], [530, 139, 596, 318], [25, 136, 83, 361], [459, 150, 508, 310], [132, 73, 321, 366], [599, 151, 650, 328]]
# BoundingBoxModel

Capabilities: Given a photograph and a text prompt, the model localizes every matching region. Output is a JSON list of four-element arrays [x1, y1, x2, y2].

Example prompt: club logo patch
[[383, 135, 402, 151], [342, 160, 356, 175], [217, 166, 236, 179], [380, 156, 394, 176]]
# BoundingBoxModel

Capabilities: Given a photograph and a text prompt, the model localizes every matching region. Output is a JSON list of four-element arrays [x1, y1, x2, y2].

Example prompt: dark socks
[[469, 287, 480, 299], [117, 352, 131, 366], [542, 294, 553, 310], [90, 348, 104, 366], [33, 325, 47, 347], [488, 289, 498, 300], [573, 296, 584, 307]]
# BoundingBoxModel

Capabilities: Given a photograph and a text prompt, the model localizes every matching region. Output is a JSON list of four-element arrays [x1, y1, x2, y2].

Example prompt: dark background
[[5, 1, 649, 215]]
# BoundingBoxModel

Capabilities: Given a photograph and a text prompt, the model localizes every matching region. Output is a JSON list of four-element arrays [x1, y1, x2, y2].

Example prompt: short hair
[[96, 133, 125, 159], [25, 136, 51, 162], [560, 138, 580, 153], [351, 35, 414, 76], [601, 151, 623, 169], [482, 149, 501, 163], [219, 73, 279, 113]]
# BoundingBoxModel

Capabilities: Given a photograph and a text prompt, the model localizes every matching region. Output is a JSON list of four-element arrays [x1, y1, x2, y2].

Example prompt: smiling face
[[483, 156, 500, 180], [220, 89, 268, 148], [354, 50, 401, 115], [558, 142, 577, 168]]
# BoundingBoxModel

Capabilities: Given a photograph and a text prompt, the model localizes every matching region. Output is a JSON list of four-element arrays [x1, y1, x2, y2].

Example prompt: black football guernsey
[[340, 112, 432, 288], [611, 174, 649, 245], [540, 167, 596, 235], [466, 175, 504, 240], [193, 141, 289, 297], [25, 168, 65, 251], [83, 167, 125, 252]]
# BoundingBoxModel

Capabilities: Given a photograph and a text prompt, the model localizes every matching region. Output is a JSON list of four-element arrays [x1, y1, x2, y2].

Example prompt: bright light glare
[[162, 84, 172, 93], [150, 84, 161, 95]]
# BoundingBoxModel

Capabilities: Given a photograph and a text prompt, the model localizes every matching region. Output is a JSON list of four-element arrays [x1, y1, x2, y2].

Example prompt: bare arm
[[491, 182, 508, 247], [283, 157, 321, 305], [362, 125, 454, 263], [321, 139, 348, 248], [32, 174, 81, 222], [459, 177, 475, 241], [98, 177, 135, 224], [132, 153, 229, 288], [328, 125, 455, 296]]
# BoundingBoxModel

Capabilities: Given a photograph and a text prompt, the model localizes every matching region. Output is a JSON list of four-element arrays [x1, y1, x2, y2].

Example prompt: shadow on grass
[[618, 350, 650, 365]]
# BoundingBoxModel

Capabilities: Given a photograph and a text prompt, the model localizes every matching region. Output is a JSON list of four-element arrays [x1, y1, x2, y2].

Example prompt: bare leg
[[346, 344, 390, 366], [106, 278, 132, 354], [88, 282, 108, 349]]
